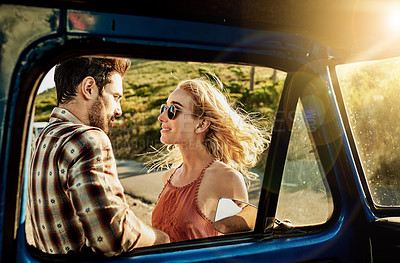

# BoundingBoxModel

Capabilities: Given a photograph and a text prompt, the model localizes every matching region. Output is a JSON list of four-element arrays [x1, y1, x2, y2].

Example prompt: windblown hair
[[149, 77, 270, 185]]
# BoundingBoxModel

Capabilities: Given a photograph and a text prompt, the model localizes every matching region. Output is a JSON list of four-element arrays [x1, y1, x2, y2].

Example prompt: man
[[25, 57, 169, 257]]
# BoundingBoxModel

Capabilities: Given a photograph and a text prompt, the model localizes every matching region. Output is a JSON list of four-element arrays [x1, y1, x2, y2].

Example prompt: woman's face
[[158, 88, 201, 146]]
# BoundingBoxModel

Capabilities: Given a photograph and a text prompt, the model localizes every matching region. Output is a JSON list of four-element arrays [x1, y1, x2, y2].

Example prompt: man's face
[[89, 73, 123, 135]]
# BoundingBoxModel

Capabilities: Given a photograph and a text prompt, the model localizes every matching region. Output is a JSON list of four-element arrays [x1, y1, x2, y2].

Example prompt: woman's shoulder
[[207, 161, 244, 183], [202, 160, 248, 201]]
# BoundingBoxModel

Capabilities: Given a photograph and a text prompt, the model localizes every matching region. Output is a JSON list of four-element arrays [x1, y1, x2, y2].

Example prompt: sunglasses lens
[[168, 105, 176, 120], [160, 104, 177, 119], [160, 104, 166, 114]]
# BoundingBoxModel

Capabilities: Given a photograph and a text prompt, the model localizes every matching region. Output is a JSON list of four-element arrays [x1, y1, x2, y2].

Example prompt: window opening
[[27, 58, 287, 256]]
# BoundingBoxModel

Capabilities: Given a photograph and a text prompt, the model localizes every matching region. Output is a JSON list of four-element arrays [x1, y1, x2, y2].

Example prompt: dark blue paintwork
[[0, 2, 398, 263]]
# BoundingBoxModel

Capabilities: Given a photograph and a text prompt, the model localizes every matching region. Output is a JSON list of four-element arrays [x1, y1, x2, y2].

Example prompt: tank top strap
[[193, 158, 218, 224], [196, 158, 218, 183], [157, 164, 183, 200], [167, 163, 183, 183], [169, 159, 217, 185]]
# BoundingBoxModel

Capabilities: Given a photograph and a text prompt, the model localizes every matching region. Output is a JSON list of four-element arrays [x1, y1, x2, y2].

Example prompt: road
[[116, 159, 166, 224], [117, 159, 165, 204]]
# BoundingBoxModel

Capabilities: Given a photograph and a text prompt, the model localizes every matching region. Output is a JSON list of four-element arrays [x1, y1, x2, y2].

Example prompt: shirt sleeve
[[62, 128, 142, 257]]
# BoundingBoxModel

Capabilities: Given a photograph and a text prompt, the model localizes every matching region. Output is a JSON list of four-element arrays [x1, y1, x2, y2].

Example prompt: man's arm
[[135, 223, 170, 247], [64, 129, 169, 256]]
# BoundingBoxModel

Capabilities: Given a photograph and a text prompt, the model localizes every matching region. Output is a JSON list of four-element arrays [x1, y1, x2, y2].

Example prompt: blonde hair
[[149, 77, 270, 185]]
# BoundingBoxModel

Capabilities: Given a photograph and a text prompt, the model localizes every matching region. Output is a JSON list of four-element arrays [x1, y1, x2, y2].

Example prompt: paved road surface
[[117, 159, 165, 204]]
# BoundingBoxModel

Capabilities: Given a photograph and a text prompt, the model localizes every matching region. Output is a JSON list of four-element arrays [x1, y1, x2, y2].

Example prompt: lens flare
[[386, 7, 400, 33]]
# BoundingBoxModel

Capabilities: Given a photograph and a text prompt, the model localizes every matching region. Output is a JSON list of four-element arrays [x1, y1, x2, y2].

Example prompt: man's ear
[[195, 119, 211, 134], [80, 76, 97, 100]]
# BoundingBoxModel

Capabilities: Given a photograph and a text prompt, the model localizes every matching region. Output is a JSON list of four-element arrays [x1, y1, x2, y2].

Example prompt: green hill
[[34, 59, 285, 161]]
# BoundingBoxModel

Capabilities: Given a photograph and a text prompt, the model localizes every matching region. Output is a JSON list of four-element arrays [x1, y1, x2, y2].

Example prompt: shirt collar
[[49, 107, 85, 125]]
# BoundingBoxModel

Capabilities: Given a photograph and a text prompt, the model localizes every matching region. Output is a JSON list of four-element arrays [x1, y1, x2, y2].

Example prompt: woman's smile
[[161, 124, 172, 133]]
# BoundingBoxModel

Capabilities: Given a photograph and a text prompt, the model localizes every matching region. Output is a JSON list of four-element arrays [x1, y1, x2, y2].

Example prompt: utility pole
[[249, 66, 255, 91], [271, 69, 277, 83]]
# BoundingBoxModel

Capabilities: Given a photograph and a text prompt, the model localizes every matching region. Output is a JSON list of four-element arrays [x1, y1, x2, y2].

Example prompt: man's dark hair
[[54, 57, 131, 105]]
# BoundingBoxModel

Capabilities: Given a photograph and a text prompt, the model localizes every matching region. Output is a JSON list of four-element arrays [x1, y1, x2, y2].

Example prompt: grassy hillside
[[34, 59, 286, 161]]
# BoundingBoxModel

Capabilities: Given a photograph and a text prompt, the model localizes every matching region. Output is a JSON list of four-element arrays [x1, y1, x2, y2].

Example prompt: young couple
[[26, 57, 269, 257]]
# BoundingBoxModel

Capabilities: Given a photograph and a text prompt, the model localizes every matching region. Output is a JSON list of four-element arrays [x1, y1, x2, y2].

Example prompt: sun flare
[[386, 7, 400, 33]]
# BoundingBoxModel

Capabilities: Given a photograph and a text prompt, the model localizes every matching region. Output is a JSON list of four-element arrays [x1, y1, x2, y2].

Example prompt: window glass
[[337, 57, 400, 207], [31, 59, 286, 244], [275, 99, 333, 226]]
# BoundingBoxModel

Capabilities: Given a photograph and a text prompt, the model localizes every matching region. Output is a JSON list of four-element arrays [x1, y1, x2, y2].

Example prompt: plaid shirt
[[25, 107, 142, 256]]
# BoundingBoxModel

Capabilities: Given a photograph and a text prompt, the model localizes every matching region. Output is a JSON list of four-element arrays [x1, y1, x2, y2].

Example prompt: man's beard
[[88, 96, 115, 136]]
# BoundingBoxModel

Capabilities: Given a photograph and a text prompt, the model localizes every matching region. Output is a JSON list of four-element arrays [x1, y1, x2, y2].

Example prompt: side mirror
[[213, 198, 257, 234]]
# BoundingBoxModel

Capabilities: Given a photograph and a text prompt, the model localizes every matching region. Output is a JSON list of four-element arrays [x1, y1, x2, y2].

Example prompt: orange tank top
[[151, 159, 219, 242]]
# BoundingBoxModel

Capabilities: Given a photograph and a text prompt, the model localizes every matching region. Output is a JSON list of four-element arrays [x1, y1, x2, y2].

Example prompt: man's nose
[[115, 103, 122, 117]]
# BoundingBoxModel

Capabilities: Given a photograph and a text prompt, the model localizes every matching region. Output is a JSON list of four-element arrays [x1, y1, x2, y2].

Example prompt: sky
[[38, 66, 55, 94]]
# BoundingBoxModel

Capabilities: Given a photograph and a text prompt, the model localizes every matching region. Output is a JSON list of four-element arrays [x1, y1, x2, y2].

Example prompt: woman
[[151, 77, 269, 242]]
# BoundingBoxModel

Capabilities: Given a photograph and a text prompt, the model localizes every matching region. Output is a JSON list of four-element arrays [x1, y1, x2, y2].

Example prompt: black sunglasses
[[160, 104, 180, 120]]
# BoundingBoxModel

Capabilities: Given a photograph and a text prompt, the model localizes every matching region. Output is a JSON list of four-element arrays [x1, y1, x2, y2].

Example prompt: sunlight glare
[[386, 7, 400, 33]]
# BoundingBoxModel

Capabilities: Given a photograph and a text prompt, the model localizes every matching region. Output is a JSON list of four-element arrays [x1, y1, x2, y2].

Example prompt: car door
[[0, 3, 382, 263], [333, 57, 400, 262]]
